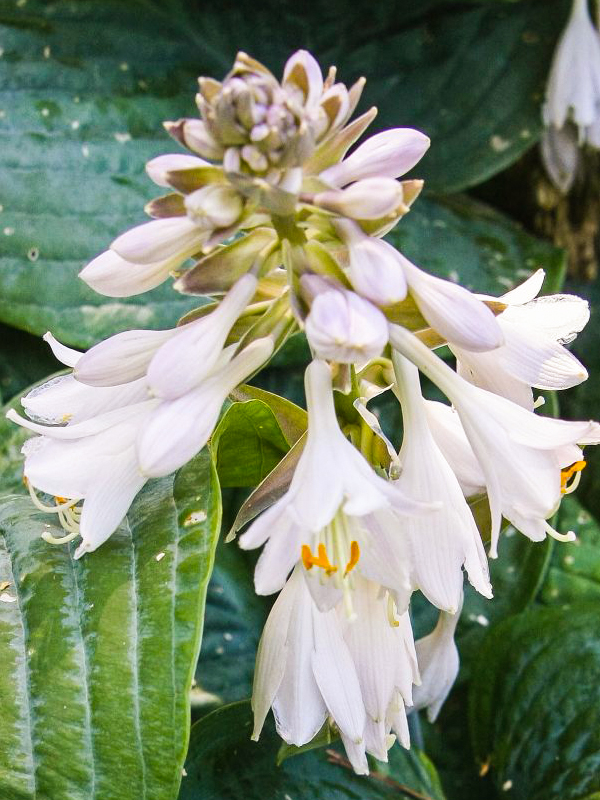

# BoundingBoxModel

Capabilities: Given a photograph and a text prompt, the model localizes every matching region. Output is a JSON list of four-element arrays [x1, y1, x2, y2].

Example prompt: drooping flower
[[251, 567, 420, 774], [452, 270, 589, 409], [389, 323, 600, 557], [240, 359, 433, 614], [251, 566, 369, 773], [542, 0, 600, 190], [392, 353, 491, 612]]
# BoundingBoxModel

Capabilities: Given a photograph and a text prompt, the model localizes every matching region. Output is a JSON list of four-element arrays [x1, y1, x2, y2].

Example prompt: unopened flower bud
[[184, 185, 243, 229], [304, 286, 388, 363], [312, 177, 406, 220], [320, 128, 430, 188], [145, 154, 210, 187]]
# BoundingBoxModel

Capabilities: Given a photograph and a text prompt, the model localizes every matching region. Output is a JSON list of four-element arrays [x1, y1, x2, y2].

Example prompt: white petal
[[502, 294, 590, 344], [22, 375, 148, 424], [75, 329, 175, 387], [111, 217, 207, 264], [79, 249, 178, 297], [412, 607, 460, 722], [311, 608, 366, 742], [43, 332, 82, 367], [499, 269, 545, 305], [76, 451, 146, 556], [283, 50, 324, 109], [400, 254, 504, 352]]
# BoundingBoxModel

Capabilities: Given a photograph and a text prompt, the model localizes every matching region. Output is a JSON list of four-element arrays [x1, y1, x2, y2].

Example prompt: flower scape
[[8, 49, 600, 774]]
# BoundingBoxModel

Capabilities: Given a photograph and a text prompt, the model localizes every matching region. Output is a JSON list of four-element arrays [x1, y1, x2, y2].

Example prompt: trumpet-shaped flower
[[252, 567, 421, 775], [412, 597, 462, 722], [452, 270, 589, 408], [251, 566, 368, 772], [392, 354, 491, 612], [240, 359, 432, 613], [390, 324, 600, 557]]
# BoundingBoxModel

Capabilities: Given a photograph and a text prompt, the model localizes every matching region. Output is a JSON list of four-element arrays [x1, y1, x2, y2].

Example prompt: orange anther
[[344, 541, 360, 576], [560, 460, 586, 493]]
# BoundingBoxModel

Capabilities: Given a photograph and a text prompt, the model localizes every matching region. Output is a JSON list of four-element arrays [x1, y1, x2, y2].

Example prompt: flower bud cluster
[[8, 49, 600, 776]]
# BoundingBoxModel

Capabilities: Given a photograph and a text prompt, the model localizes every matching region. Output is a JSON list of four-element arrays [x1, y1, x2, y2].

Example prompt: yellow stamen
[[387, 593, 400, 628], [344, 540, 360, 576], [561, 460, 587, 494], [300, 543, 338, 575]]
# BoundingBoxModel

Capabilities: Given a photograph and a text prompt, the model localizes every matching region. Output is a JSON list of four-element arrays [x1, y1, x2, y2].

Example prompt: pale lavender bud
[[312, 177, 406, 220], [184, 185, 243, 229], [304, 287, 389, 363]]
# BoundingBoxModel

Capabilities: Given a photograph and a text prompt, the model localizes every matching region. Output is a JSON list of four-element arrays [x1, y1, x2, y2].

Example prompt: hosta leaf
[[193, 543, 268, 709], [469, 603, 600, 800], [211, 399, 290, 489], [179, 700, 446, 800], [0, 448, 221, 800], [541, 496, 600, 605]]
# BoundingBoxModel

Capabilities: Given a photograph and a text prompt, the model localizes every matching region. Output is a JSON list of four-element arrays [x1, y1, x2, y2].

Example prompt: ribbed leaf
[[0, 448, 221, 800], [470, 604, 600, 800]]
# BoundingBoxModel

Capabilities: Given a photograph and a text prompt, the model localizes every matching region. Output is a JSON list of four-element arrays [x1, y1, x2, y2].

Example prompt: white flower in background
[[240, 359, 433, 614], [411, 596, 462, 722], [303, 282, 389, 364], [392, 353, 491, 612], [334, 220, 503, 352], [542, 0, 600, 190], [251, 566, 369, 774], [339, 575, 419, 763], [453, 270, 589, 409], [390, 323, 600, 557]]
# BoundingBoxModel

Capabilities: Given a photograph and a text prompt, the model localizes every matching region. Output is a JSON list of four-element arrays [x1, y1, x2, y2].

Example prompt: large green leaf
[[193, 542, 268, 710], [0, 325, 57, 406], [0, 448, 221, 800], [179, 700, 446, 800], [0, 0, 568, 349], [469, 603, 600, 800], [541, 496, 600, 605]]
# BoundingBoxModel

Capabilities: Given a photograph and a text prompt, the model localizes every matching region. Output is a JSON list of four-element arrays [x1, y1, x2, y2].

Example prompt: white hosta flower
[[412, 597, 462, 722], [543, 0, 600, 145], [79, 248, 186, 298], [251, 566, 369, 774], [304, 286, 388, 364], [147, 274, 257, 399], [319, 128, 430, 188], [138, 336, 273, 477], [7, 402, 155, 558], [339, 575, 419, 762], [240, 359, 432, 613], [335, 222, 503, 351], [392, 354, 491, 612], [453, 270, 589, 408], [390, 324, 600, 557]]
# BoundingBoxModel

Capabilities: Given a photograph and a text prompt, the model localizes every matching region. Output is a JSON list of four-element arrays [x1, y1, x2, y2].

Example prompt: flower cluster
[[8, 50, 600, 772], [542, 0, 600, 191]]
